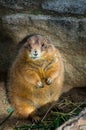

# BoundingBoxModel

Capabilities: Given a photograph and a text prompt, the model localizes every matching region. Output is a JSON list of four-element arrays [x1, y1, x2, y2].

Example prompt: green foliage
[[15, 100, 86, 130]]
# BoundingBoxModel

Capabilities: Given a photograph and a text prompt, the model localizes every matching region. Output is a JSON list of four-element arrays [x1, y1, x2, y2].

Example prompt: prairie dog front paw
[[46, 77, 52, 85], [36, 81, 44, 88]]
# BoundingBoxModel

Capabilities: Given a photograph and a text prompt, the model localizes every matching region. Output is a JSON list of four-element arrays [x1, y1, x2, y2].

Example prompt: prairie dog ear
[[24, 42, 29, 48], [44, 37, 50, 44], [24, 38, 32, 48], [43, 37, 55, 50]]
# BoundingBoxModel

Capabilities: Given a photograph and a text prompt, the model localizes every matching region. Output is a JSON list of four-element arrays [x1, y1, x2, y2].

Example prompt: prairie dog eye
[[28, 44, 31, 48], [42, 43, 45, 47], [41, 43, 47, 51], [27, 44, 32, 50]]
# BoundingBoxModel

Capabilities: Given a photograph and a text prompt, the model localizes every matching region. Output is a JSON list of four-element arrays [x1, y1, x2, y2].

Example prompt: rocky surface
[[42, 0, 86, 15], [57, 108, 86, 130], [0, 0, 41, 10], [0, 0, 43, 16]]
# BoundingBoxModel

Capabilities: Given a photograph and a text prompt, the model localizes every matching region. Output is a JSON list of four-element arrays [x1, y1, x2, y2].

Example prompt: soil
[[0, 82, 86, 130]]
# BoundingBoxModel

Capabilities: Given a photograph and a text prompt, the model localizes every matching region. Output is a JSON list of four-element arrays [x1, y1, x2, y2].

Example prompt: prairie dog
[[9, 34, 64, 121]]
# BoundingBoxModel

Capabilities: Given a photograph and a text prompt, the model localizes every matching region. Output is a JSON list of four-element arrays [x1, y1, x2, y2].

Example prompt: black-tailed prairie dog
[[9, 34, 64, 121]]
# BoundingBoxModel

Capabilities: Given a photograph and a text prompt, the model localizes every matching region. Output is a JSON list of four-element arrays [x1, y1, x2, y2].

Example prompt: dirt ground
[[0, 82, 86, 130]]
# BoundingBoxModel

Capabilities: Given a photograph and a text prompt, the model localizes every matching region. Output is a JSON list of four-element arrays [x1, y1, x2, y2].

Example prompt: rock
[[56, 108, 86, 130], [0, 14, 86, 87], [0, 0, 42, 16], [42, 0, 86, 15], [0, 0, 41, 10]]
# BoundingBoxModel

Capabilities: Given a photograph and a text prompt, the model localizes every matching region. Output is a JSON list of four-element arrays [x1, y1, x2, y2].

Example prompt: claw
[[46, 77, 52, 85], [36, 81, 44, 88]]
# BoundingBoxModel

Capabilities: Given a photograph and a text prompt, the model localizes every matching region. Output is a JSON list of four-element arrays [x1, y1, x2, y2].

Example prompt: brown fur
[[8, 34, 64, 121]]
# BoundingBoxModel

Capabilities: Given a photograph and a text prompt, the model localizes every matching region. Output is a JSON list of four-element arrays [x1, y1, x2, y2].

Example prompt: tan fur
[[8, 35, 64, 120]]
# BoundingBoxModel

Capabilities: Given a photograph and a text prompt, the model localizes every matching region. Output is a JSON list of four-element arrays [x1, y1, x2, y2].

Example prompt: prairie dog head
[[24, 35, 55, 60]]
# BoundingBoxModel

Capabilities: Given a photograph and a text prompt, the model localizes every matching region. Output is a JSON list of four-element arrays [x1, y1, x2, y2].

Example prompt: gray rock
[[57, 108, 86, 130], [0, 14, 86, 87], [42, 0, 86, 15], [0, 0, 41, 10]]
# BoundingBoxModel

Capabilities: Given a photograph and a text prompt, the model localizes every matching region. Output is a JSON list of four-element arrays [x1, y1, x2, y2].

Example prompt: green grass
[[14, 100, 86, 130]]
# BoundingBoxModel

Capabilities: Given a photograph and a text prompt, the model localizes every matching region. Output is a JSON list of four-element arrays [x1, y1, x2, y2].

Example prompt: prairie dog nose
[[33, 49, 38, 56], [34, 50, 37, 54]]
